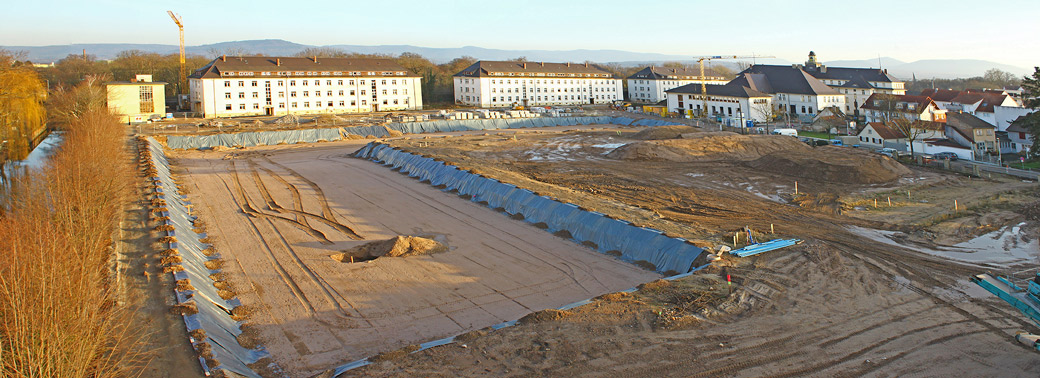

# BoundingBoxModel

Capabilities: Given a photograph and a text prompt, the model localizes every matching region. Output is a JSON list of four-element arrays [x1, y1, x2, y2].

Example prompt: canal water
[[1, 131, 63, 185]]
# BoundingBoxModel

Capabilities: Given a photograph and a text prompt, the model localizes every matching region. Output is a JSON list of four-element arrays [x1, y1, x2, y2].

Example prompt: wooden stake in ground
[[955, 199, 959, 211], [795, 181, 799, 194], [907, 190, 911, 200], [888, 197, 892, 206], [874, 198, 878, 208], [770, 224, 774, 234]]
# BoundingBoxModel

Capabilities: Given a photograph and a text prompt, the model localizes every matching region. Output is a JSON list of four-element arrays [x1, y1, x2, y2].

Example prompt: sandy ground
[[339, 126, 1040, 377], [170, 133, 659, 377], [117, 141, 205, 378]]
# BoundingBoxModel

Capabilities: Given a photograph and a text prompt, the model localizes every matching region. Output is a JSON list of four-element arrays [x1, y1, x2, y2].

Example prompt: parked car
[[806, 139, 830, 147], [878, 148, 899, 158], [934, 152, 959, 161], [829, 139, 844, 146], [773, 128, 798, 137]]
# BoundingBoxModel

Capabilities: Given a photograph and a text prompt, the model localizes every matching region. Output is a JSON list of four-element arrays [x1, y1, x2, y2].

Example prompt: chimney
[[276, 58, 281, 66], [566, 62, 571, 67], [540, 62, 544, 67], [522, 62, 527, 69], [221, 55, 226, 62], [584, 62, 588, 67], [313, 56, 318, 63]]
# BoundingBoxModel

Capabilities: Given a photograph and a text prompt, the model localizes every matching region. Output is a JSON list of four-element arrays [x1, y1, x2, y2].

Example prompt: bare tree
[[294, 47, 349, 58], [872, 94, 929, 157]]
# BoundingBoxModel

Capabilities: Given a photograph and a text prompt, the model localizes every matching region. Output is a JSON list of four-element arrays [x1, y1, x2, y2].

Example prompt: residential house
[[945, 112, 997, 159], [627, 66, 728, 103], [856, 122, 906, 148], [919, 88, 1022, 128], [188, 56, 423, 118], [1007, 115, 1034, 155], [453, 61, 622, 108], [860, 93, 947, 124]]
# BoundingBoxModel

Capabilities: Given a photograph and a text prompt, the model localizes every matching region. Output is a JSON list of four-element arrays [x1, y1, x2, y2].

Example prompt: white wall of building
[[190, 75, 422, 118], [628, 78, 728, 103], [910, 140, 973, 160], [454, 76, 622, 108], [665, 92, 772, 122], [994, 106, 1033, 131]]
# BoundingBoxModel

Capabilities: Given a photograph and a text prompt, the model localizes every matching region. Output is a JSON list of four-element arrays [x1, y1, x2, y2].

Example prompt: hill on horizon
[[2, 39, 1029, 79]]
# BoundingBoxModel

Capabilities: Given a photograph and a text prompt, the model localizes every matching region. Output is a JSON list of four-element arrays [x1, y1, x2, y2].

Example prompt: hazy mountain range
[[3, 39, 1030, 80]]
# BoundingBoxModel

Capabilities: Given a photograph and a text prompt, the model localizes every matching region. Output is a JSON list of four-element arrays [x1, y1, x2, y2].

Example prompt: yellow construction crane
[[167, 11, 186, 97], [692, 55, 774, 117]]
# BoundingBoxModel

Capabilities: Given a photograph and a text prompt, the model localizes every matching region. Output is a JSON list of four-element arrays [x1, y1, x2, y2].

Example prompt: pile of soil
[[607, 132, 808, 162], [331, 236, 446, 262], [630, 125, 700, 140], [518, 309, 573, 324], [746, 146, 911, 184]]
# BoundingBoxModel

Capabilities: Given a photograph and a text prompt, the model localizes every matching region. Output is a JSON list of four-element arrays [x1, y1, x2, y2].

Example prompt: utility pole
[[167, 11, 186, 97]]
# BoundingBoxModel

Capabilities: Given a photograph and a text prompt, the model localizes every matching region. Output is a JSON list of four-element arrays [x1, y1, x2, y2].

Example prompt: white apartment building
[[188, 56, 422, 118], [453, 61, 623, 108], [627, 66, 728, 104]]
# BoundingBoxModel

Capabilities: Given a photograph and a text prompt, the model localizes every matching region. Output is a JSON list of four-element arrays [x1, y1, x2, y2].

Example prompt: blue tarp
[[166, 116, 684, 150], [355, 142, 704, 274]]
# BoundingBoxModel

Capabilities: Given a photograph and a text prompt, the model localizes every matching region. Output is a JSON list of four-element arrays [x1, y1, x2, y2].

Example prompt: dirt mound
[[746, 146, 911, 184], [607, 132, 808, 162], [331, 236, 446, 262], [631, 125, 700, 140], [518, 309, 573, 324]]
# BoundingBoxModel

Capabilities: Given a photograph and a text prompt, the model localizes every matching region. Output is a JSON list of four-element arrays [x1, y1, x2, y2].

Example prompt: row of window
[[491, 87, 613, 93], [222, 79, 409, 87], [221, 98, 407, 111], [479, 79, 617, 85], [222, 88, 408, 99], [486, 94, 618, 102], [460, 94, 617, 103]]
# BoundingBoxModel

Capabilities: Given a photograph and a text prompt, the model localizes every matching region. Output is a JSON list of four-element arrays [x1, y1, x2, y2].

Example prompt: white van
[[772, 128, 798, 137]]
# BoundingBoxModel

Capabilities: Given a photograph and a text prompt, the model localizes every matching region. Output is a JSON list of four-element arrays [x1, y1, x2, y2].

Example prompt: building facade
[[626, 66, 728, 104], [453, 61, 622, 108], [798, 51, 906, 115], [188, 56, 422, 118], [106, 74, 166, 124], [727, 67, 848, 123], [664, 79, 773, 122], [860, 94, 947, 124]]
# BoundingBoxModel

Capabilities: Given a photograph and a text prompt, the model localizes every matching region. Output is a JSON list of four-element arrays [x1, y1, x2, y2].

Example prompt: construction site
[[143, 115, 1040, 377]]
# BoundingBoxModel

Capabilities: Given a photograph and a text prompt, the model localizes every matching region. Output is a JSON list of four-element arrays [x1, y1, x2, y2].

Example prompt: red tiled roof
[[864, 122, 906, 140]]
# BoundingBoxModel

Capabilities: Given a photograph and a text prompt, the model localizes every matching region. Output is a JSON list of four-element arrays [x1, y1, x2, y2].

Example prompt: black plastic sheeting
[[354, 142, 705, 274], [166, 116, 683, 150]]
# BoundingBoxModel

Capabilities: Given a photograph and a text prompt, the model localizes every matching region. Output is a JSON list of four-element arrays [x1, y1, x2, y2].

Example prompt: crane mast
[[167, 11, 186, 98], [692, 55, 774, 118]]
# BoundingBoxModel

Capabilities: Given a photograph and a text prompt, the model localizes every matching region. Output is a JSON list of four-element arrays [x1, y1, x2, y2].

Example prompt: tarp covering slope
[[354, 142, 704, 274], [146, 137, 268, 378], [166, 116, 683, 150]]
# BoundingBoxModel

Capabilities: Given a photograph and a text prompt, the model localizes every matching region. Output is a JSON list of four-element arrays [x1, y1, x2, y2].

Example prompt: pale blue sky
[[3, 0, 1038, 67]]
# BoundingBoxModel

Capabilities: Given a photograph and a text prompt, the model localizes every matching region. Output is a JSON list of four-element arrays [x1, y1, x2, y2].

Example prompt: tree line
[[1, 76, 149, 377], [906, 68, 1022, 94]]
